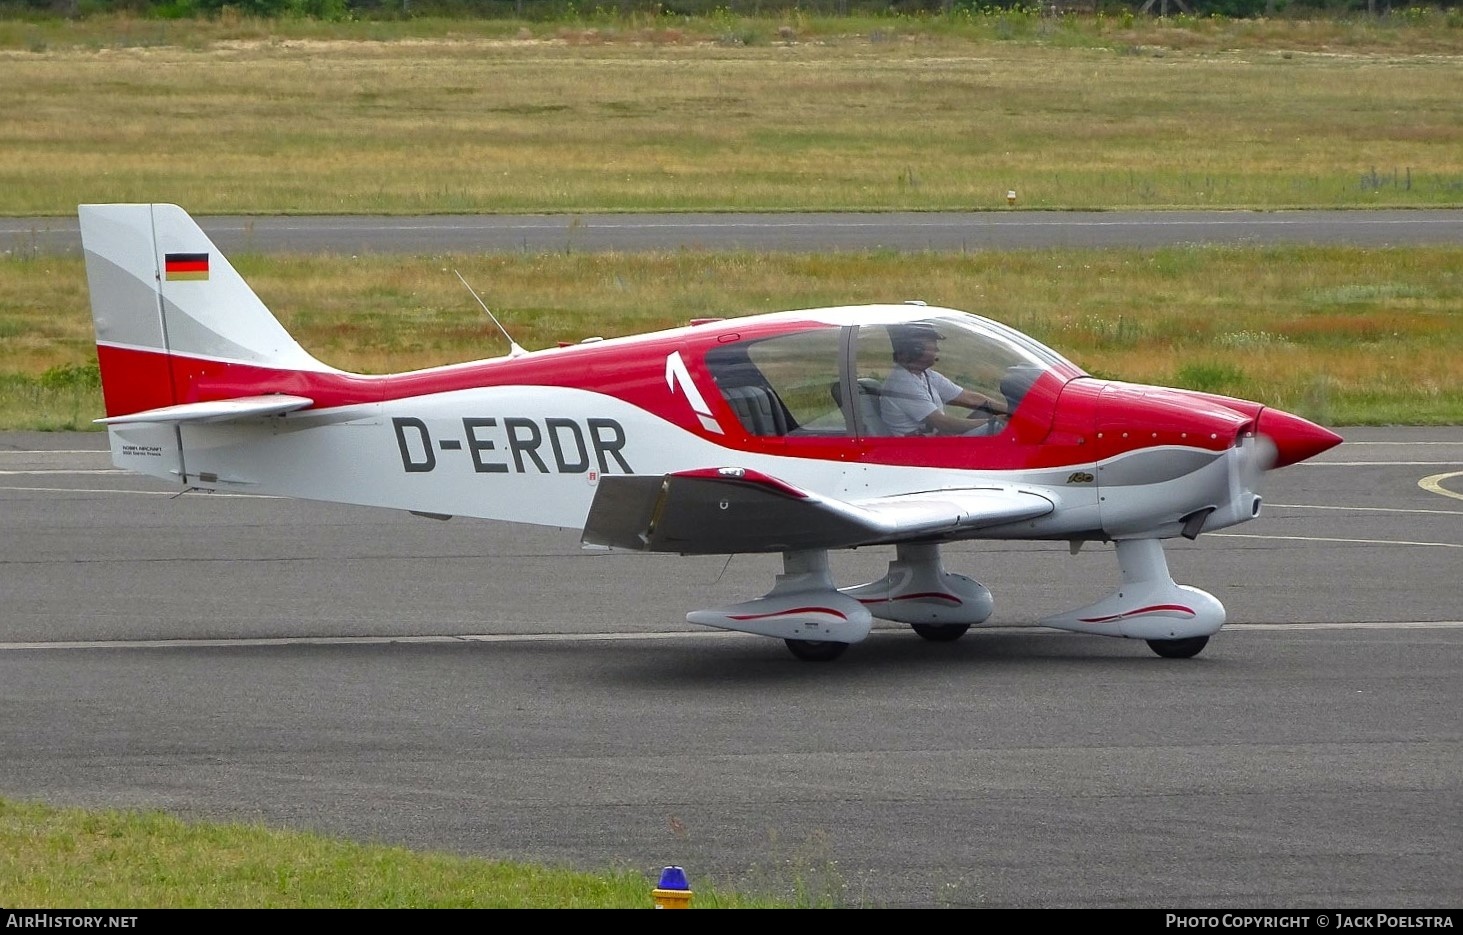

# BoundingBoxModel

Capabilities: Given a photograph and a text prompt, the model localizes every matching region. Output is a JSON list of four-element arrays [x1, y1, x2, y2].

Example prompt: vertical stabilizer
[[79, 203, 334, 419]]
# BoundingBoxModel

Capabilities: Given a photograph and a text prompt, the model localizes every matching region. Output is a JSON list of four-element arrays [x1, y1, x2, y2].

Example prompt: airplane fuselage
[[104, 313, 1289, 548]]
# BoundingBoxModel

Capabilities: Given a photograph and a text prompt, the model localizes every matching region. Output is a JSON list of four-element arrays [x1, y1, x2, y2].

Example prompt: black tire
[[910, 623, 971, 643], [784, 639, 849, 662], [1146, 636, 1210, 659]]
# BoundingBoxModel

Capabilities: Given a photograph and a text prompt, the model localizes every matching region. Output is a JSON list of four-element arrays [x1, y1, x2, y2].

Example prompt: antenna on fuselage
[[454, 269, 527, 358]]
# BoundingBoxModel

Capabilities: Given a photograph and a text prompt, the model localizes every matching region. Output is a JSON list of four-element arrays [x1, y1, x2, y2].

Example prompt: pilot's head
[[891, 323, 944, 369]]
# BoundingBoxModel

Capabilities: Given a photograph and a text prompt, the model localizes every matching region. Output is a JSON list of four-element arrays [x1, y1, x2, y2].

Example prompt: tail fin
[[79, 203, 333, 420]]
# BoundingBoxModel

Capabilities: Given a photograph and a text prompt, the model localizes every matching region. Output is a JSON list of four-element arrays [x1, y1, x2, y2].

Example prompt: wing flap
[[95, 395, 314, 425], [582, 467, 1053, 554]]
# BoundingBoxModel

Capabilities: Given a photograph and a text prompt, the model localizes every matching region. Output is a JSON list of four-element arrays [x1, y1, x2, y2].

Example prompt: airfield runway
[[1, 428, 1459, 909]]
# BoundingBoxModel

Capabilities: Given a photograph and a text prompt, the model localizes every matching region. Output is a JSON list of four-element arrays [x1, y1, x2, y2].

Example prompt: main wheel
[[1146, 636, 1210, 659], [784, 639, 849, 662], [910, 623, 971, 643]]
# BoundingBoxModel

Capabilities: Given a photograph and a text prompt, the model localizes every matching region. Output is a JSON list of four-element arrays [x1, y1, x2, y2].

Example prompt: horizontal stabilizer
[[96, 395, 314, 425], [582, 466, 1053, 554]]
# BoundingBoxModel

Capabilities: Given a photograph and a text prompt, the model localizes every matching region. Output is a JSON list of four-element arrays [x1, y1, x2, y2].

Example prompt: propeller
[[1238, 430, 1279, 495], [1190, 415, 1327, 539]]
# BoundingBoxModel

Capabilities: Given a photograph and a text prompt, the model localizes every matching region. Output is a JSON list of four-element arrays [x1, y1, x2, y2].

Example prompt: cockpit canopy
[[702, 309, 1083, 439]]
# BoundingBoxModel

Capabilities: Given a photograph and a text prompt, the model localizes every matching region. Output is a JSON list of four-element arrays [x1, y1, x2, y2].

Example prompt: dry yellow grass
[[2, 18, 1461, 215]]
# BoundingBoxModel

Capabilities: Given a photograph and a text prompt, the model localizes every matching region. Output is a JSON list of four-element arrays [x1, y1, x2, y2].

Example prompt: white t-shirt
[[880, 367, 963, 436]]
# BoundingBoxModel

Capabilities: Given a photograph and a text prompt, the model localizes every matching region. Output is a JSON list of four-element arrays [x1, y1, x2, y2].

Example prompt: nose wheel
[[1146, 636, 1210, 659]]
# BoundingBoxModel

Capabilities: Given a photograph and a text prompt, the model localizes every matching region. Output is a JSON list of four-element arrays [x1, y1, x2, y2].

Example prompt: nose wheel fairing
[[1040, 538, 1225, 641]]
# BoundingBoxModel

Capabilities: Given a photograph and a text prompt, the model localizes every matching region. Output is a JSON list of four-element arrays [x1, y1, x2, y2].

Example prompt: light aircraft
[[79, 203, 1342, 662]]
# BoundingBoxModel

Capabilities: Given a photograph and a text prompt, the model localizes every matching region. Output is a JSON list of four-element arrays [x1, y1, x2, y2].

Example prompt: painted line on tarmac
[[1213, 532, 1461, 548], [0, 631, 750, 652], [1224, 621, 1463, 630], [1268, 502, 1463, 516], [0, 485, 273, 498], [3, 622, 1460, 653], [0, 469, 123, 475], [1420, 471, 1463, 503]]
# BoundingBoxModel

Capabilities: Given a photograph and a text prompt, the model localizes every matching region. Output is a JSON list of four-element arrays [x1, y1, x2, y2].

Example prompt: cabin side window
[[705, 328, 847, 437]]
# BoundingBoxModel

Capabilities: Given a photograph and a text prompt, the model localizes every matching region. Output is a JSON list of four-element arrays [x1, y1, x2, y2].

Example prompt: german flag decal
[[164, 252, 209, 281]]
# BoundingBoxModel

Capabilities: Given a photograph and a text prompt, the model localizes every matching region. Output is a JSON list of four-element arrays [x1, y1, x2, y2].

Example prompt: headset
[[891, 326, 941, 363]]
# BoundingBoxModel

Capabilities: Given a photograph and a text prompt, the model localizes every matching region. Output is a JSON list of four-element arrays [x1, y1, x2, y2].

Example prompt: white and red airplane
[[79, 203, 1342, 661]]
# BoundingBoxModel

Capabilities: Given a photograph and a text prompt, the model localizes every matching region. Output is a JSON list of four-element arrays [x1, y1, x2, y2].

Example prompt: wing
[[581, 466, 1054, 554]]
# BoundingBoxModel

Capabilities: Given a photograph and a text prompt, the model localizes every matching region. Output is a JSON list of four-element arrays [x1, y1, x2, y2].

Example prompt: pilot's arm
[[949, 387, 1008, 417], [920, 406, 999, 436], [920, 382, 1008, 436]]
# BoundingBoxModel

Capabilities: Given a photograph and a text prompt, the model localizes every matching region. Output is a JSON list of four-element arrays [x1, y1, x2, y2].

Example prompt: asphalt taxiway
[[1, 428, 1458, 908]]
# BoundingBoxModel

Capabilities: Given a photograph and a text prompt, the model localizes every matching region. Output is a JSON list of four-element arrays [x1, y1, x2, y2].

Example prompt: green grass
[[5, 244, 1459, 429], [0, 796, 806, 908]]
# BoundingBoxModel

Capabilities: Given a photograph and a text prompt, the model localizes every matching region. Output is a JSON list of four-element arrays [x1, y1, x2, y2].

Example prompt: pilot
[[880, 323, 1009, 437]]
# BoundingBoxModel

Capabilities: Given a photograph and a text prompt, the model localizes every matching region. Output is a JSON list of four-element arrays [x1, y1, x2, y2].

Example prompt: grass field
[[1, 11, 1461, 216]]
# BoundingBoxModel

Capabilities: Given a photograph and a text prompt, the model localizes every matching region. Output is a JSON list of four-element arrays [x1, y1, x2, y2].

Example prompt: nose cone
[[1256, 408, 1343, 468]]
